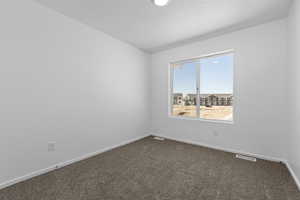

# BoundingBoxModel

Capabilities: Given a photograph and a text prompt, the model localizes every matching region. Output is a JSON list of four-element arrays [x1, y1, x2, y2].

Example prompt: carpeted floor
[[0, 136, 300, 200]]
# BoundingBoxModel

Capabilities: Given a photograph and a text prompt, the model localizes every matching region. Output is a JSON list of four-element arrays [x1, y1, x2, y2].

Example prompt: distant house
[[173, 93, 233, 106], [173, 93, 183, 105], [199, 94, 233, 106]]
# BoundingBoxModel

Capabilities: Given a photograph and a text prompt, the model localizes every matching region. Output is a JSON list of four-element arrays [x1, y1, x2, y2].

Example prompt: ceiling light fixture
[[152, 0, 170, 7]]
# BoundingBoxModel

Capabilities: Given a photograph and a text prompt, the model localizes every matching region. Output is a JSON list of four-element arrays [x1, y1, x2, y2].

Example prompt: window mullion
[[196, 62, 200, 118]]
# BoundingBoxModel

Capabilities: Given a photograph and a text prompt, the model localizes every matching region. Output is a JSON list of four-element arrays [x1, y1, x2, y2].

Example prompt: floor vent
[[153, 136, 165, 141], [235, 154, 257, 162]]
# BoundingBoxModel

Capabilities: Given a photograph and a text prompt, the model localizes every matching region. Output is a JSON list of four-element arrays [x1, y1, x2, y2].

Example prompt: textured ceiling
[[36, 0, 292, 53]]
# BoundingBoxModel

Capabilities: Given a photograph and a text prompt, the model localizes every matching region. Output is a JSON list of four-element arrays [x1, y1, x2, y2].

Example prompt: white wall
[[287, 0, 300, 183], [151, 19, 288, 160], [0, 0, 149, 185], [1, 0, 296, 189]]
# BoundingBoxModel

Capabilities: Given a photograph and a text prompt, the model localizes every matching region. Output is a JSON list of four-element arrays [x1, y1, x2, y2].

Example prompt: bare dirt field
[[172, 105, 233, 121]]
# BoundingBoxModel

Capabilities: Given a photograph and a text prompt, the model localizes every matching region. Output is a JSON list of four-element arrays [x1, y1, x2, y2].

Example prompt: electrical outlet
[[213, 130, 219, 137], [48, 142, 56, 152]]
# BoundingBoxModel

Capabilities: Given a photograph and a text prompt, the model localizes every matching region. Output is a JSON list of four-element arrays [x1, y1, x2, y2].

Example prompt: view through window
[[170, 52, 234, 122]]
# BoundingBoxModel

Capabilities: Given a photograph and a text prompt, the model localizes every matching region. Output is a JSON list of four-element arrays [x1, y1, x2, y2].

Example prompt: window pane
[[172, 62, 197, 118], [199, 54, 234, 121]]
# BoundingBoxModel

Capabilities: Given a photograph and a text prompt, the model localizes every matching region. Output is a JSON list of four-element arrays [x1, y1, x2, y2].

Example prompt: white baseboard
[[284, 161, 300, 191], [0, 134, 150, 190], [151, 133, 284, 163], [151, 133, 300, 191], [2, 133, 299, 192]]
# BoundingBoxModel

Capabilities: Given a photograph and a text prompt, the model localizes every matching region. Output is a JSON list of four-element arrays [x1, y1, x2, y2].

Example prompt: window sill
[[168, 115, 234, 125]]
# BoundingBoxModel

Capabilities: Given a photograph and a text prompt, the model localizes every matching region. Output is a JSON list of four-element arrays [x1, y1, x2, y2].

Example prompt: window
[[170, 51, 234, 122]]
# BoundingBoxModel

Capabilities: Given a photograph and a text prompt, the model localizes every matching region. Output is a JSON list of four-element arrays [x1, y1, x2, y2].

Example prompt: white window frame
[[168, 49, 235, 124]]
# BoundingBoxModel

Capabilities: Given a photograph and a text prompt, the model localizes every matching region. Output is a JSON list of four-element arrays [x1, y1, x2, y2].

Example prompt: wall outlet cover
[[213, 130, 219, 136], [48, 142, 56, 152]]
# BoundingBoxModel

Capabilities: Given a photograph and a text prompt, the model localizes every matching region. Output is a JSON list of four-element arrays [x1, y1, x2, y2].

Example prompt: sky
[[173, 53, 233, 94]]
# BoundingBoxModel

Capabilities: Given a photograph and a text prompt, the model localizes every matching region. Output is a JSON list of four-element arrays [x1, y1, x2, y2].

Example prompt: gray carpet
[[0, 136, 299, 200]]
